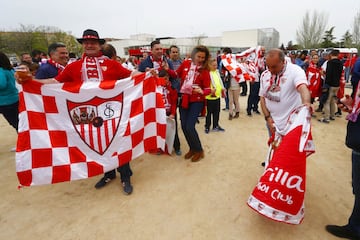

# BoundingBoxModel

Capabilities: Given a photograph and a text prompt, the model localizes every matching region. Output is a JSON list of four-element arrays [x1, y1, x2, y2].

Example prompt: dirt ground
[[0, 93, 354, 240]]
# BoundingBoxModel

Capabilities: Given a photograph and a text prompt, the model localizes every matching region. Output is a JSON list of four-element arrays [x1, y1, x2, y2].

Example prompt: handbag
[[345, 116, 360, 152]]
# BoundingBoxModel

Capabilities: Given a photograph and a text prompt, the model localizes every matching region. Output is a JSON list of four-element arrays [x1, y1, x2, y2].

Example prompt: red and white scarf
[[81, 55, 108, 82], [180, 63, 199, 94], [47, 58, 65, 75], [150, 56, 165, 71]]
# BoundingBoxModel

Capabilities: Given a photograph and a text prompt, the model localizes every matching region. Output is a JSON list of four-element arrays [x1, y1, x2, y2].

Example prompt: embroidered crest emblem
[[67, 93, 123, 155]]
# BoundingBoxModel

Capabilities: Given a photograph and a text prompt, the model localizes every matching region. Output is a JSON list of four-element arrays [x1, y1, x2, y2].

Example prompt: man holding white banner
[[16, 29, 141, 194], [247, 49, 313, 224]]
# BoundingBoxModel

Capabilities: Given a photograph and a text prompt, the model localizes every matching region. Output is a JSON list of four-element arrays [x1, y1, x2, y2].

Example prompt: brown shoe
[[191, 151, 204, 162], [184, 150, 195, 159], [228, 114, 233, 120], [234, 112, 239, 118]]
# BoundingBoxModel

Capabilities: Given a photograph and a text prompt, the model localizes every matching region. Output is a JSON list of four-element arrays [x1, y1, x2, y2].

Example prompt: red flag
[[16, 74, 166, 187], [247, 106, 315, 224]]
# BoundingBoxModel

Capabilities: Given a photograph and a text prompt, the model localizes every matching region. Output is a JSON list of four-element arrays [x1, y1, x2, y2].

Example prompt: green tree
[[352, 9, 360, 52], [340, 30, 353, 48], [320, 27, 337, 48], [0, 24, 82, 56], [296, 10, 328, 48]]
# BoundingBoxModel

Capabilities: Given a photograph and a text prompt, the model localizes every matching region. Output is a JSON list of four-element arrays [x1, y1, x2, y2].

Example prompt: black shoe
[[205, 128, 209, 134], [261, 162, 265, 167], [213, 126, 225, 132], [325, 225, 360, 240], [122, 181, 133, 195], [95, 175, 116, 189], [330, 117, 336, 121], [335, 112, 342, 117], [247, 112, 252, 117], [175, 149, 182, 156], [318, 118, 330, 123], [254, 110, 261, 115]]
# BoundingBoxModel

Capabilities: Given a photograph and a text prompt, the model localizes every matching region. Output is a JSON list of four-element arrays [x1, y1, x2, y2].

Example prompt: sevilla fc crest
[[67, 93, 123, 155]]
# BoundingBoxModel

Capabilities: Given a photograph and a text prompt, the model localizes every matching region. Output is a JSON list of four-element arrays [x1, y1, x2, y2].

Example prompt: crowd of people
[[1, 28, 360, 239]]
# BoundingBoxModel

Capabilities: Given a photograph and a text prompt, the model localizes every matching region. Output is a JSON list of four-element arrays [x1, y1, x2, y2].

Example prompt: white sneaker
[[10, 147, 16, 152]]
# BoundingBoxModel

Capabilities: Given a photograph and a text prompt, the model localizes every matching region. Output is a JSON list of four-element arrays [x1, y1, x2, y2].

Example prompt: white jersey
[[259, 63, 308, 131]]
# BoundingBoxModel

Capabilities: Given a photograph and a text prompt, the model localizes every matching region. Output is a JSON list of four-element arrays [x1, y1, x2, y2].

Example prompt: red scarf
[[47, 58, 65, 75], [150, 56, 165, 71]]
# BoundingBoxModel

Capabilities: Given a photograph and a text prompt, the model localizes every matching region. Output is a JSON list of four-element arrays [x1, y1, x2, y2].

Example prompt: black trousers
[[0, 102, 18, 131], [246, 82, 260, 113], [104, 162, 132, 182], [240, 82, 248, 95], [205, 98, 220, 129]]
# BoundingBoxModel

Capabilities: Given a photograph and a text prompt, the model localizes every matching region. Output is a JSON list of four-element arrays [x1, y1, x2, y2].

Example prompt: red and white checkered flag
[[221, 54, 246, 83], [16, 73, 166, 187]]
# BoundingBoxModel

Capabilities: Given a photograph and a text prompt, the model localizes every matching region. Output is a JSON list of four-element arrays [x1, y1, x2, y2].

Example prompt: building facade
[[110, 28, 280, 58]]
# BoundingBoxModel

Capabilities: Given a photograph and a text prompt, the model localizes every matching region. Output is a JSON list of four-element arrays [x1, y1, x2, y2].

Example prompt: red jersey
[[306, 62, 322, 98], [56, 55, 132, 83], [162, 83, 178, 116]]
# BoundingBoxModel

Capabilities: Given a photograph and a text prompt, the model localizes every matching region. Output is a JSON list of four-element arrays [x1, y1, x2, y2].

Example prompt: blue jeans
[[349, 150, 360, 233], [224, 90, 229, 109], [179, 102, 204, 152]]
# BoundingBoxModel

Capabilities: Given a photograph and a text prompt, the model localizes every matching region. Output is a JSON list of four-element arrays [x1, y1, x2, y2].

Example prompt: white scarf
[[180, 63, 198, 94], [81, 55, 108, 82]]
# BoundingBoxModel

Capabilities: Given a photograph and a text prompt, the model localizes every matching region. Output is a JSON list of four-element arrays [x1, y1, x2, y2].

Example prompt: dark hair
[[0, 52, 13, 70], [31, 49, 41, 57], [69, 52, 77, 59], [150, 40, 161, 49], [191, 45, 210, 70], [330, 49, 340, 56], [102, 43, 117, 59], [20, 52, 30, 59], [48, 42, 66, 56], [169, 45, 179, 51], [222, 47, 232, 54], [29, 62, 39, 73]]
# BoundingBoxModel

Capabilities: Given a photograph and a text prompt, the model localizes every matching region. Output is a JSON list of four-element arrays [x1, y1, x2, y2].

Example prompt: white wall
[[222, 29, 258, 48]]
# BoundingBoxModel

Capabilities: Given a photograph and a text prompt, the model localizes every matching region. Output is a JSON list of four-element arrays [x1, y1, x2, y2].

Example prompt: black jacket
[[325, 58, 343, 87]]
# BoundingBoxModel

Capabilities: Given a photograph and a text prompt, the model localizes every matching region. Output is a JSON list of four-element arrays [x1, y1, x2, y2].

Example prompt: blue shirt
[[0, 68, 18, 106], [35, 62, 59, 79]]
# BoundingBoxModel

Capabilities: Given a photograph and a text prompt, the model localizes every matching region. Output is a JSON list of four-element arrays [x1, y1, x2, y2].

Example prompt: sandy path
[[0, 94, 352, 240]]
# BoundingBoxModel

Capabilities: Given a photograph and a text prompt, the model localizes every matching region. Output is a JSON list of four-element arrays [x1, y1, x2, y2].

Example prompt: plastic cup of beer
[[15, 65, 32, 82]]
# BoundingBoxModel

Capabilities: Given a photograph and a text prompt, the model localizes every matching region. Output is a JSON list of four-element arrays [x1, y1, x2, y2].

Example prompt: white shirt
[[259, 63, 308, 131]]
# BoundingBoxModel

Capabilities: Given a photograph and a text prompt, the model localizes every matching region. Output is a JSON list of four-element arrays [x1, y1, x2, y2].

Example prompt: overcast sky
[[1, 0, 359, 45]]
